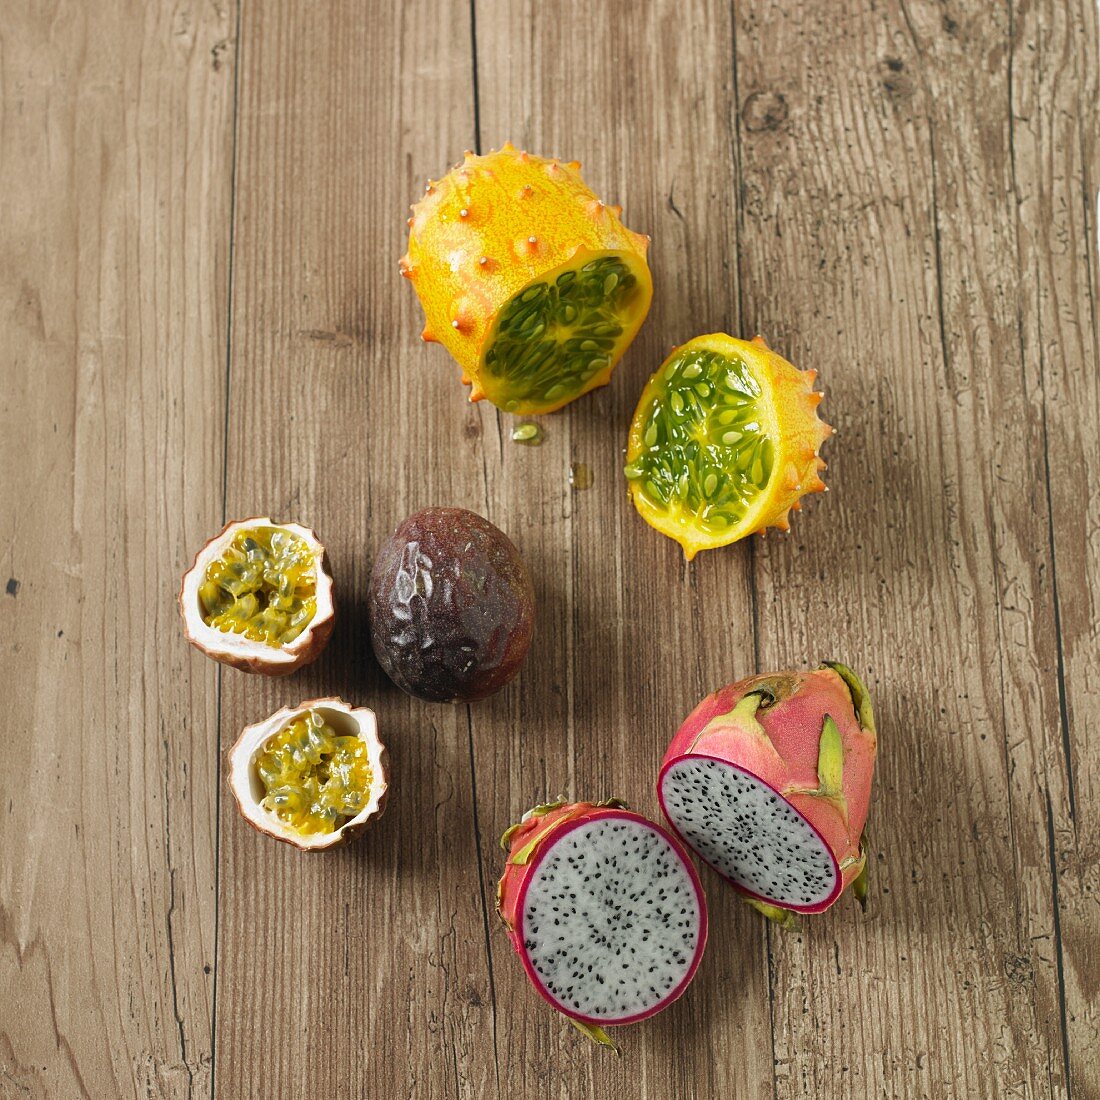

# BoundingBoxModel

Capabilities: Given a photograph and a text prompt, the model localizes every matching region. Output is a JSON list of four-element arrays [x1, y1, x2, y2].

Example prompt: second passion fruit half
[[624, 335, 833, 560], [227, 698, 388, 851], [179, 517, 334, 675]]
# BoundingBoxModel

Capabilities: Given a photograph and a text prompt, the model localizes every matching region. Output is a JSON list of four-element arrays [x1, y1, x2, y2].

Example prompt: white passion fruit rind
[[228, 698, 389, 851], [179, 516, 335, 676]]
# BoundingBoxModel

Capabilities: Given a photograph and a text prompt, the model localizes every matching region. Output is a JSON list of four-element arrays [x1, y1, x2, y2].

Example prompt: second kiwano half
[[625, 333, 832, 557]]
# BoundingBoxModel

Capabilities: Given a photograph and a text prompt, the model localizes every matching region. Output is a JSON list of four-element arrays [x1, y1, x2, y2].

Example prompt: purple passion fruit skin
[[368, 508, 535, 703]]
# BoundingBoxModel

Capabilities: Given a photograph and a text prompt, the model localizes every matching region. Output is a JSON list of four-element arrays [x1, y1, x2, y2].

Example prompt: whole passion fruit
[[369, 508, 535, 702]]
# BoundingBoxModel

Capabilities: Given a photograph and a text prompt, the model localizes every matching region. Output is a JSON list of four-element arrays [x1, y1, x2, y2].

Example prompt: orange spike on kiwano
[[401, 144, 653, 415]]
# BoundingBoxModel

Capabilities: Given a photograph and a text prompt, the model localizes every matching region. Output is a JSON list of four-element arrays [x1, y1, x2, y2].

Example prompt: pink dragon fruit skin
[[658, 662, 877, 915]]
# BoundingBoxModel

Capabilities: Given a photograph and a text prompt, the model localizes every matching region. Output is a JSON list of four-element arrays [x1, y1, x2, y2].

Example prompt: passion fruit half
[[227, 698, 388, 851], [179, 517, 335, 675]]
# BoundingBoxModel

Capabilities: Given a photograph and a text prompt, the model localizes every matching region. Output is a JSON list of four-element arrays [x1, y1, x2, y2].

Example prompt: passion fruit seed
[[198, 526, 316, 647], [484, 255, 641, 411], [624, 349, 775, 533], [255, 710, 372, 835]]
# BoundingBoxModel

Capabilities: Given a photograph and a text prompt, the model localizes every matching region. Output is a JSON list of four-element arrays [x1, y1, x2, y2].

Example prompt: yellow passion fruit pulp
[[256, 710, 373, 836], [198, 526, 316, 647]]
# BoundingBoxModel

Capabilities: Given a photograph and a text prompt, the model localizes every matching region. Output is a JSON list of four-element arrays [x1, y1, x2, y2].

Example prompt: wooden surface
[[1, 1, 1097, 1096]]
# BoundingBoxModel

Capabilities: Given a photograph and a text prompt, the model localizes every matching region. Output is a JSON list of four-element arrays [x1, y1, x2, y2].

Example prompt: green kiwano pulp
[[624, 348, 775, 534], [483, 256, 642, 412]]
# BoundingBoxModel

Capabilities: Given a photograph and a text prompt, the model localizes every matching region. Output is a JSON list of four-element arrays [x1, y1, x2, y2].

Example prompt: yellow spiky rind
[[400, 143, 653, 414], [625, 333, 833, 559]]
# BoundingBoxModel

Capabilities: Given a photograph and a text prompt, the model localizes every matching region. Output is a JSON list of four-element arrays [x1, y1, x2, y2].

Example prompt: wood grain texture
[[1, 1, 1096, 1097], [732, 1, 1086, 1093], [212, 3, 499, 1096], [0, 0, 235, 1096], [1011, 1, 1100, 1095]]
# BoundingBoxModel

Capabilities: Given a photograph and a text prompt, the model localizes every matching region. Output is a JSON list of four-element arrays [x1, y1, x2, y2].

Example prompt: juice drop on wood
[[569, 462, 593, 490]]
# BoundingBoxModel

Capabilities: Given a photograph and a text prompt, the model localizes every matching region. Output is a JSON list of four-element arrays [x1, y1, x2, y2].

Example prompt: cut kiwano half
[[228, 698, 388, 851], [496, 800, 707, 1046], [179, 517, 334, 675], [401, 143, 653, 415], [658, 663, 876, 918], [624, 333, 832, 559]]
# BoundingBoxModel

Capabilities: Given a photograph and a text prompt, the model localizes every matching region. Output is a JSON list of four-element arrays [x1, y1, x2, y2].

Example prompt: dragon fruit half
[[496, 800, 708, 1046], [657, 663, 876, 918]]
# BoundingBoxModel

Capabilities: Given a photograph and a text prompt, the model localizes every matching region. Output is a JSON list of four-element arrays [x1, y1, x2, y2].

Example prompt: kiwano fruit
[[400, 143, 653, 415], [625, 334, 832, 559]]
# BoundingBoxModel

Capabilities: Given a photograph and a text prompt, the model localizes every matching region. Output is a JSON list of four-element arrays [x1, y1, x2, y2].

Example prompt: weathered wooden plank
[[3, 0, 1092, 1096], [1011, 0, 1100, 1093], [733, 0, 1082, 1094], [213, 3, 498, 1096], [0, 1, 235, 1095], [471, 1, 773, 1095]]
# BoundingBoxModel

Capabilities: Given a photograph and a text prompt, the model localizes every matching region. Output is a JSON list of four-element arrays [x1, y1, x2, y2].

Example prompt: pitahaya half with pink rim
[[496, 799, 708, 1048], [657, 662, 876, 922]]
